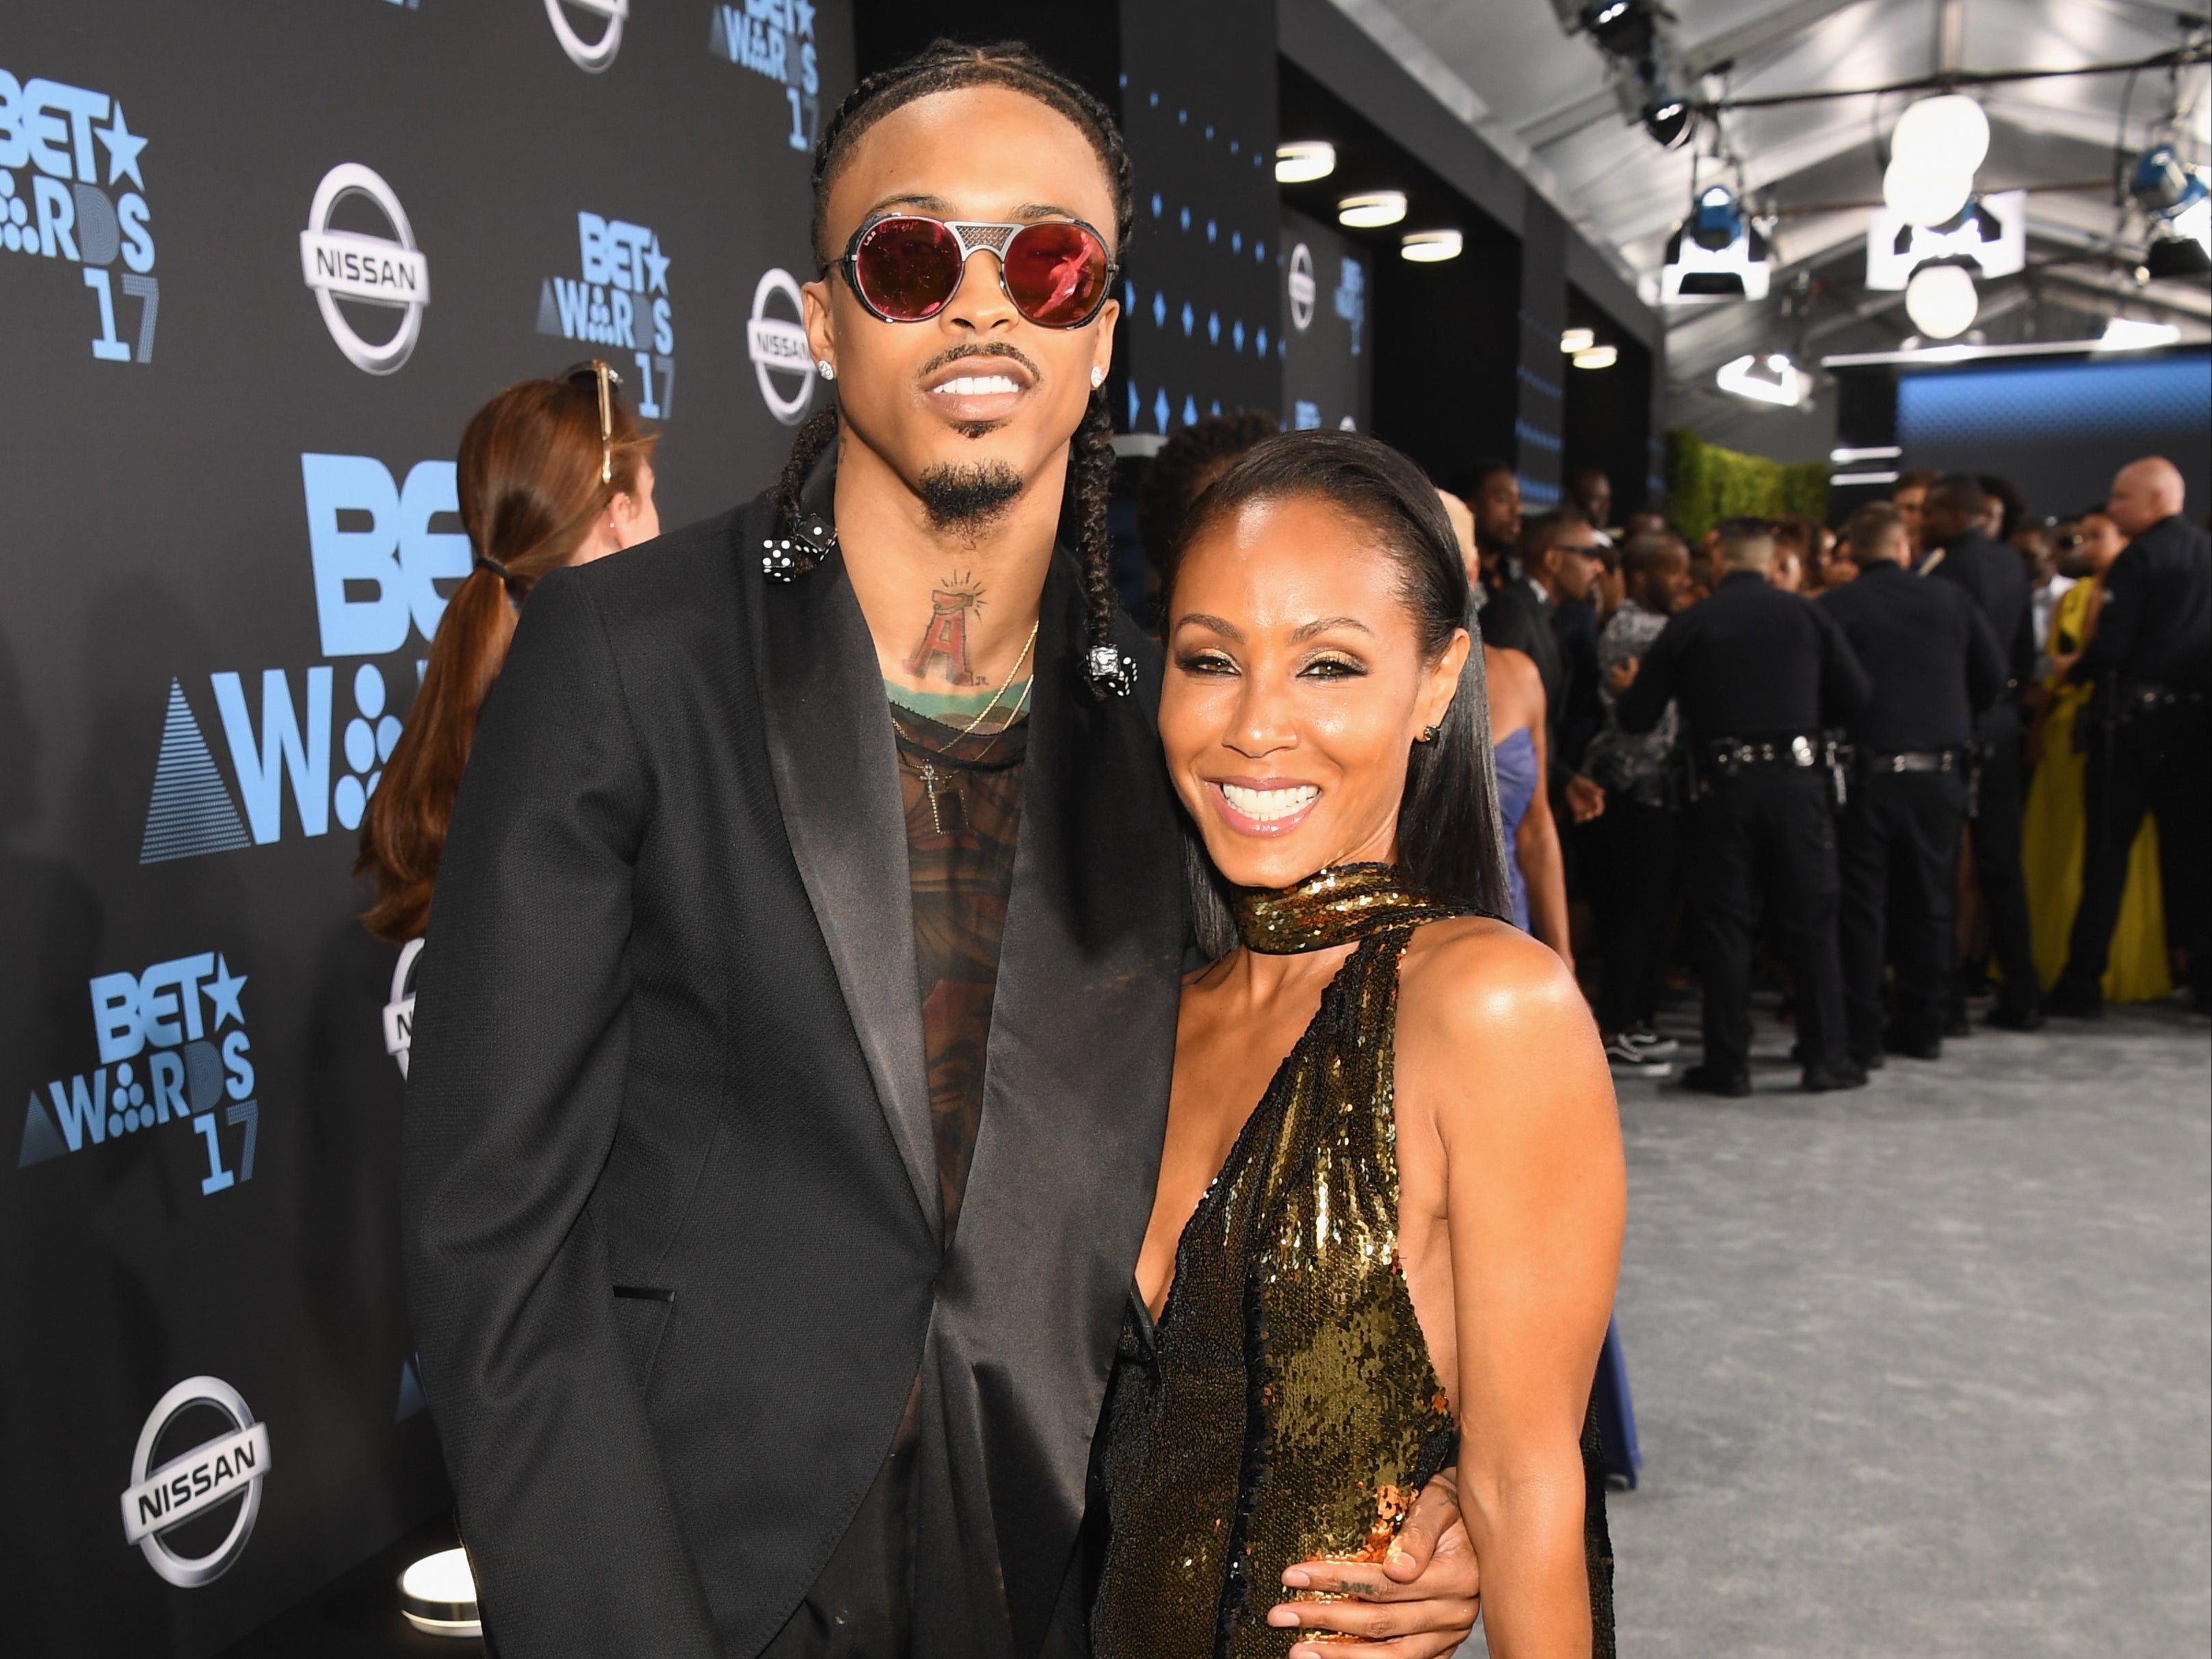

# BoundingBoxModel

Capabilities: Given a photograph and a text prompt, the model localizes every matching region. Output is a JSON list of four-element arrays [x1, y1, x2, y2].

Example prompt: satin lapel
[[931, 555, 1186, 1657], [757, 550, 940, 1238]]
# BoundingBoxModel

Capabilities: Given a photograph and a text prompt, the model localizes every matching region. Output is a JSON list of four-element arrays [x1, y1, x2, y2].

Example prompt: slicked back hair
[[772, 40, 1133, 683]]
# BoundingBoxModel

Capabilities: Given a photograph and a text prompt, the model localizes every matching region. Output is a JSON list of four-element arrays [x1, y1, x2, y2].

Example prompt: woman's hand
[[1269, 1469, 1482, 1657]]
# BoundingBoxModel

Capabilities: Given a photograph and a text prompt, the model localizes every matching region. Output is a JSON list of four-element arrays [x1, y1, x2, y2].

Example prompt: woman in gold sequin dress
[[1093, 432, 1624, 1659]]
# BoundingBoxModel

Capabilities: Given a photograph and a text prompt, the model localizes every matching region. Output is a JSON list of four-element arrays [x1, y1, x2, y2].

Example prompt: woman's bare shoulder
[[1397, 918, 1602, 1077]]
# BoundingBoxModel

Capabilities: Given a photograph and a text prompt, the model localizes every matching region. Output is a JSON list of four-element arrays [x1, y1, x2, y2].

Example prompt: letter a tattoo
[[906, 575, 986, 685]]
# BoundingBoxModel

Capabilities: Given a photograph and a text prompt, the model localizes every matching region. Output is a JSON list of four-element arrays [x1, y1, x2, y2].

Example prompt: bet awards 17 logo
[[17, 950, 260, 1200], [710, 0, 821, 151], [538, 210, 674, 417], [546, 0, 627, 73], [1, 66, 161, 364], [121, 1376, 270, 1589], [135, 452, 469, 865], [300, 163, 428, 375]]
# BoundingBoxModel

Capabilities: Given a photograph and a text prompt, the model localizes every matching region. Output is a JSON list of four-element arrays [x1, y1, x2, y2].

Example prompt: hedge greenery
[[1664, 427, 1831, 542]]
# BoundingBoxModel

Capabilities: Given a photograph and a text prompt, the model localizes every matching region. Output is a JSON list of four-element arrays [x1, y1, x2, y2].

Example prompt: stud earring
[[1090, 365, 1105, 389], [1418, 724, 1441, 744], [817, 359, 837, 381]]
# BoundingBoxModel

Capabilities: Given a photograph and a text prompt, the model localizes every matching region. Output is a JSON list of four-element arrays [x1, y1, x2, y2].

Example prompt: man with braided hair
[[404, 40, 1479, 1659]]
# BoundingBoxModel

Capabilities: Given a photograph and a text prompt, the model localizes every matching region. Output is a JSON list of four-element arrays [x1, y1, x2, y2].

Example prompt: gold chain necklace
[[950, 619, 1039, 742]]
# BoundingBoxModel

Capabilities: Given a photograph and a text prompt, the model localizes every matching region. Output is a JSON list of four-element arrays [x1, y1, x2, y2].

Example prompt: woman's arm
[[1406, 931, 1622, 1658], [1516, 688, 1575, 975]]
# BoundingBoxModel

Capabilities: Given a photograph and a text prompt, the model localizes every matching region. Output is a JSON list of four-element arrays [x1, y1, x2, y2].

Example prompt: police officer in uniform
[[1819, 504, 2007, 1063], [1920, 473, 2043, 1030], [1617, 517, 1873, 1094], [2050, 456, 2212, 1015]]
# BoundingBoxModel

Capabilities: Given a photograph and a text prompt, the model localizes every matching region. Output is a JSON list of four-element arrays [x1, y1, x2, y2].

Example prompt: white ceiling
[[1328, 0, 2211, 456]]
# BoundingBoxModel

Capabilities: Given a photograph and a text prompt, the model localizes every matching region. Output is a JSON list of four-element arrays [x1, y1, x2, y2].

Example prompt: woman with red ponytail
[[358, 362, 657, 945]]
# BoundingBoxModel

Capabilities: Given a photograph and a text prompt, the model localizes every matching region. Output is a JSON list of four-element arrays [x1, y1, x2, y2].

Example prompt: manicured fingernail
[[1267, 1604, 1299, 1626], [1386, 1543, 1410, 1565], [1281, 1567, 1311, 1588]]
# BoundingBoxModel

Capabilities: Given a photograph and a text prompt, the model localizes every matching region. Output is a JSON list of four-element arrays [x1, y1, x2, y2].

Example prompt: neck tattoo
[[904, 573, 986, 685]]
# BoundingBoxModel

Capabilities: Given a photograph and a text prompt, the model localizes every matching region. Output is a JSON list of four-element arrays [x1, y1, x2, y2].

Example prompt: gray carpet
[[1577, 999, 2212, 1656]]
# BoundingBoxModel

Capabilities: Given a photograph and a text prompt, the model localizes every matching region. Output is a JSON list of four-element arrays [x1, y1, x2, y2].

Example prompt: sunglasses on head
[[563, 359, 622, 484], [832, 214, 1117, 329]]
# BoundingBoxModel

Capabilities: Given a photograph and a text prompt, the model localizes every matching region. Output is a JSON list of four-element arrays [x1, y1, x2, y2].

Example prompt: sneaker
[[1604, 1035, 1672, 1077], [1622, 1024, 1680, 1058]]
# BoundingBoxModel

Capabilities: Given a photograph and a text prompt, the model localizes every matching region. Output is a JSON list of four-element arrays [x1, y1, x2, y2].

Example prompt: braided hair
[[782, 38, 1135, 692]]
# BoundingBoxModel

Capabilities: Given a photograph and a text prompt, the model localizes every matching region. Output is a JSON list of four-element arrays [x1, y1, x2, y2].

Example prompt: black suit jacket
[[2067, 512, 2212, 693], [1925, 530, 2034, 722], [402, 486, 1185, 1659]]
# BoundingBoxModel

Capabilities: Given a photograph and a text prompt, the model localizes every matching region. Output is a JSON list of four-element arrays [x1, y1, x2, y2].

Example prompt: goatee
[[919, 462, 1025, 532]]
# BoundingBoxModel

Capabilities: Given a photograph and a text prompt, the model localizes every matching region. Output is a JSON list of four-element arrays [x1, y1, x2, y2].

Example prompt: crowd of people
[[1139, 420, 2211, 1093]]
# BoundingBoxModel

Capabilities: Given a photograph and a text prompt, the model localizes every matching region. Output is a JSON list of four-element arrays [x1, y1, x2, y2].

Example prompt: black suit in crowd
[[1924, 527, 2040, 1021], [401, 484, 1185, 1658], [1819, 562, 2007, 1057], [1482, 581, 1566, 761], [1618, 569, 1872, 1082], [2058, 511, 2212, 1007]]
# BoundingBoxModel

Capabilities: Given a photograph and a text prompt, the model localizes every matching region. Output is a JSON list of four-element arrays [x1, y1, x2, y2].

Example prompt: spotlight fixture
[[1891, 95, 1990, 177], [1715, 352, 1807, 407], [1572, 345, 1619, 369], [2144, 228, 2212, 278], [1883, 156, 1974, 229], [399, 1548, 481, 1639], [1400, 228, 1463, 261], [2097, 317, 2182, 350], [1337, 191, 1408, 229], [1275, 141, 1337, 185], [1559, 327, 1596, 354], [1642, 94, 1693, 149], [1660, 186, 1770, 302], [1579, 0, 1658, 60], [1903, 261, 1977, 339], [1865, 190, 2026, 291]]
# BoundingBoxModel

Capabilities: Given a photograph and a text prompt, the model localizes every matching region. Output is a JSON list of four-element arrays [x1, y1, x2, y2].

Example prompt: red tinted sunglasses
[[833, 215, 1118, 328]]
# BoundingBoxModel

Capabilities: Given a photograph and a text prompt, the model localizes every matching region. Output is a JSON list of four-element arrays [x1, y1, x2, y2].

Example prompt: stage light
[[2098, 317, 2181, 350], [1865, 190, 2026, 290], [1642, 94, 1693, 149], [2144, 228, 2212, 278], [1275, 142, 1337, 185], [1560, 327, 1596, 354], [1689, 185, 1743, 251], [2127, 143, 2207, 216], [1579, 0, 1658, 60], [1715, 352, 1806, 407], [1883, 156, 1973, 228], [399, 1548, 481, 1639], [1573, 345, 1619, 369], [1399, 228, 1462, 262], [1904, 263, 1977, 339], [1891, 95, 1990, 177], [1660, 187, 1770, 302], [1337, 191, 1408, 228]]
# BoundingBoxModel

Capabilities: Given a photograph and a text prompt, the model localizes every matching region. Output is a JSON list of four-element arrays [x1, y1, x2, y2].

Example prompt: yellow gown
[[2020, 577, 2171, 1000]]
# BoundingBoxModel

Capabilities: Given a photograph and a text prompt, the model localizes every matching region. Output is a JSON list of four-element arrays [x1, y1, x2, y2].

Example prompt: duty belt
[[1859, 747, 1962, 776], [1702, 733, 1821, 774], [2116, 683, 2207, 722]]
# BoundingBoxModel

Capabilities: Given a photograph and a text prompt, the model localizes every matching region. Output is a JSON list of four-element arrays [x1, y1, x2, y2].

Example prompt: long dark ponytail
[[780, 38, 1135, 690], [1169, 430, 1514, 954]]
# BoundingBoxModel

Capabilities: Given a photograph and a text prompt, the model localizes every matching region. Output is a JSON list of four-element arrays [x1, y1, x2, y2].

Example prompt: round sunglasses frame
[[830, 213, 1120, 330]]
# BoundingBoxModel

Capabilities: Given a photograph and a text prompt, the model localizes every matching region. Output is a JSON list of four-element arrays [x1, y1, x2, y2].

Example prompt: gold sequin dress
[[1092, 864, 1614, 1658]]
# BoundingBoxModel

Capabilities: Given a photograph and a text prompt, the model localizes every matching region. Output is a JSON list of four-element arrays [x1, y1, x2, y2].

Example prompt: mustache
[[916, 342, 1043, 382]]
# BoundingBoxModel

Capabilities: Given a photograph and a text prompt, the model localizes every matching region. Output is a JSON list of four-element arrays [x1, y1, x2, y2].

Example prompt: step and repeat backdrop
[[0, 3, 852, 1652]]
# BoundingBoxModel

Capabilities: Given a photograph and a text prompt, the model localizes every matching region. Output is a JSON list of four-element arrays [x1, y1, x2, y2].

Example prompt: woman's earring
[[817, 359, 837, 381], [1090, 365, 1105, 389], [1419, 724, 1441, 744]]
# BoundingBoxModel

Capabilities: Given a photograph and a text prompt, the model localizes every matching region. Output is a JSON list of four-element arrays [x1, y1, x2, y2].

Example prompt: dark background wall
[[1, 4, 850, 1653]]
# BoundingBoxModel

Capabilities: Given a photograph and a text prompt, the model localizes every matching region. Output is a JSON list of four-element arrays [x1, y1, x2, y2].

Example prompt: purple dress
[[1492, 724, 1538, 932]]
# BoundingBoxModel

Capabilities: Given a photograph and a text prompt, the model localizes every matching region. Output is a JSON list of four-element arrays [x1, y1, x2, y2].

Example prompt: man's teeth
[[934, 374, 1020, 397], [1221, 783, 1319, 822]]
